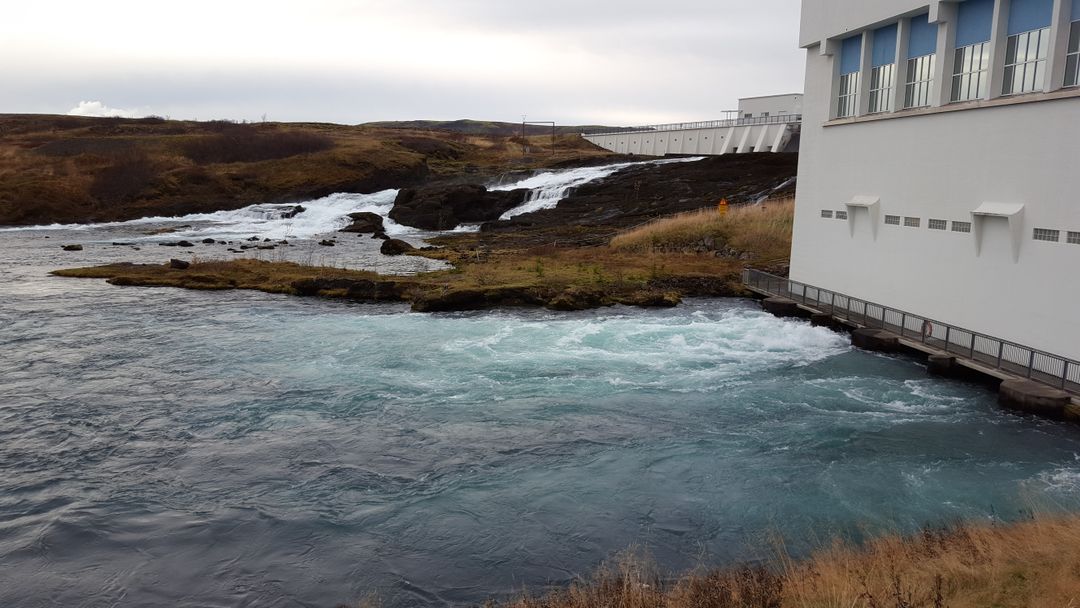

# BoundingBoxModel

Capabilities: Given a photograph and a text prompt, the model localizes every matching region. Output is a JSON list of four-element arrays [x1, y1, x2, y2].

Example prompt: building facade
[[792, 0, 1080, 359], [582, 94, 803, 156]]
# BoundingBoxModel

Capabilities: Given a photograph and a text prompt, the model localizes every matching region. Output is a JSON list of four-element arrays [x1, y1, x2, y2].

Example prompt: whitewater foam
[[492, 157, 703, 220]]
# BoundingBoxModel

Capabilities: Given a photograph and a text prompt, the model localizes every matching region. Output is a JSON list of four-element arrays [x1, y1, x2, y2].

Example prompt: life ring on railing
[[922, 320, 934, 337]]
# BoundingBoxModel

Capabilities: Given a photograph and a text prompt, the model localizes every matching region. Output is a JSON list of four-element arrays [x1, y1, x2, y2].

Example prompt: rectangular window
[[884, 215, 901, 225], [929, 219, 948, 230], [838, 73, 861, 117], [952, 221, 973, 233], [904, 217, 921, 228], [821, 210, 834, 218], [1033, 227, 1060, 241], [868, 64, 895, 113], [869, 24, 897, 113], [1068, 231, 1080, 244], [905, 55, 936, 108], [835, 210, 849, 220], [952, 0, 993, 102], [952, 43, 990, 101], [837, 36, 863, 118], [1003, 28, 1050, 95], [1066, 21, 1080, 87]]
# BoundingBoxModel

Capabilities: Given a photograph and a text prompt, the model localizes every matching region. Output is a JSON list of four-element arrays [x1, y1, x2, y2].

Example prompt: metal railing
[[743, 269, 1080, 394], [582, 114, 803, 137]]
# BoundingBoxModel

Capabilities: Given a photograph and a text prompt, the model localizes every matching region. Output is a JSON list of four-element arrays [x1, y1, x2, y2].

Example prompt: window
[[905, 14, 938, 108], [869, 24, 898, 113], [952, 221, 972, 233], [1065, 21, 1080, 87], [905, 55, 936, 108], [1033, 227, 1060, 242], [1003, 28, 1050, 94], [1068, 231, 1080, 244], [885, 215, 901, 225], [838, 73, 861, 117], [929, 219, 948, 230], [952, 43, 990, 101], [744, 113, 753, 119], [821, 210, 834, 218], [835, 210, 849, 220], [762, 112, 770, 117], [1003, 0, 1054, 94], [837, 36, 863, 118], [951, 0, 993, 102], [904, 217, 921, 228], [869, 64, 895, 113]]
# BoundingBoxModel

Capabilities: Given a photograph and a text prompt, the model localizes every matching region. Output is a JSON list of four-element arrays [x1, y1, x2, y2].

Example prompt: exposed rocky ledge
[[389, 184, 530, 230]]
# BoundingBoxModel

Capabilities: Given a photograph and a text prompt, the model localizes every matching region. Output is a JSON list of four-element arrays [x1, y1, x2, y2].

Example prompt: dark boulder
[[201, 238, 216, 244], [281, 205, 306, 219], [380, 238, 415, 256], [169, 259, 191, 269], [388, 184, 529, 230], [177, 241, 194, 247], [340, 212, 385, 234], [61, 244, 83, 251], [319, 240, 336, 247]]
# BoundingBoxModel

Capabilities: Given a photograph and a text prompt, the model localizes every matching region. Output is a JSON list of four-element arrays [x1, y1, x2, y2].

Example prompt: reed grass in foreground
[[610, 199, 795, 266], [496, 515, 1080, 608]]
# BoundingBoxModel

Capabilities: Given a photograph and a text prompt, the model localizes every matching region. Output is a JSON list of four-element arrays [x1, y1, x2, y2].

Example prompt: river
[[2, 162, 1080, 607]]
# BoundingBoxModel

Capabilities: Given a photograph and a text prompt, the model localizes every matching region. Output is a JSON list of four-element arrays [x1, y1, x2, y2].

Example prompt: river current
[[3, 162, 1080, 608]]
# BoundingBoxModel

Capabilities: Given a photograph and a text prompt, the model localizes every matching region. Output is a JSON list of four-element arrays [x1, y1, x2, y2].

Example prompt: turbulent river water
[[3, 162, 1080, 608]]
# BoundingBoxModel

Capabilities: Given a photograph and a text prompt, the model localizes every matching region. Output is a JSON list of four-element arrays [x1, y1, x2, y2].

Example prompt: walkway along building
[[791, 0, 1080, 361], [582, 94, 803, 156]]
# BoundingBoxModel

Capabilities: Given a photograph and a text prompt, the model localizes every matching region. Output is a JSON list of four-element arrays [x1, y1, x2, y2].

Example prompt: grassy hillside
[[0, 114, 612, 226]]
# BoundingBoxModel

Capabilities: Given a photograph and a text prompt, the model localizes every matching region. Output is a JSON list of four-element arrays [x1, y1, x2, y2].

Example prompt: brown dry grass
[[610, 199, 795, 265], [432, 247, 740, 292], [493, 515, 1080, 608]]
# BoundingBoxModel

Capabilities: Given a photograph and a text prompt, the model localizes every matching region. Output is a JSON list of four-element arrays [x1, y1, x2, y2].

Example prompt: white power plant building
[[791, 0, 1080, 361], [582, 94, 803, 156]]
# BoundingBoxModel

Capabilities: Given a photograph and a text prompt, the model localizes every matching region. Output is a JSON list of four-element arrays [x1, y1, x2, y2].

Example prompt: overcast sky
[[1, 0, 805, 126]]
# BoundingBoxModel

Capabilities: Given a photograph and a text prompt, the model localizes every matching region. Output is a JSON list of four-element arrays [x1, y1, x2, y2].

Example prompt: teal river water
[[3, 190, 1080, 607]]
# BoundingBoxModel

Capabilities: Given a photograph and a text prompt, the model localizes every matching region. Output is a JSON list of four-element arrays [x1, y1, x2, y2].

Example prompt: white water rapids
[[0, 157, 702, 241]]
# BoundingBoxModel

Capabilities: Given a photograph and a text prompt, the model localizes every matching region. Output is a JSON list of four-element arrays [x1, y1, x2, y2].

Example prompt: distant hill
[[362, 119, 625, 137], [0, 114, 615, 226]]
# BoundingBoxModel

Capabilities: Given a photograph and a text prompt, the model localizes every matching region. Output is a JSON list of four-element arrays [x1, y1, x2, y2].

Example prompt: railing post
[[970, 333, 976, 358], [945, 326, 951, 353], [901, 313, 906, 338], [1027, 350, 1035, 378], [997, 342, 1004, 368], [1063, 361, 1070, 389]]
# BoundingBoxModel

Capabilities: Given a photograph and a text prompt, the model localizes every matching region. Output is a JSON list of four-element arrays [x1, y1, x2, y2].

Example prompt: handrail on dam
[[582, 114, 802, 137], [743, 269, 1080, 395]]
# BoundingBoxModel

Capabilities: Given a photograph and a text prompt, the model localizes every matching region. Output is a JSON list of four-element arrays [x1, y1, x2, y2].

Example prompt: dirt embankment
[[0, 114, 617, 226]]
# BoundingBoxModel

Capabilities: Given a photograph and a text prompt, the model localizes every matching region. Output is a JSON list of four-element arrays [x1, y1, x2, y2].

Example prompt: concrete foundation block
[[761, 297, 802, 318], [851, 328, 899, 353], [810, 312, 834, 328], [999, 379, 1071, 419], [927, 354, 957, 377]]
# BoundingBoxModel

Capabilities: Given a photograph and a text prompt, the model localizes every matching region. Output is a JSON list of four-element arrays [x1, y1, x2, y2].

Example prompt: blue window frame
[[956, 0, 995, 47], [907, 14, 938, 59], [840, 35, 862, 74], [1008, 0, 1053, 36]]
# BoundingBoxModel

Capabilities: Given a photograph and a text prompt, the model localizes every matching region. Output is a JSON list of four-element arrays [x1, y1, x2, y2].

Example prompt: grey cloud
[[2, 0, 805, 126]]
